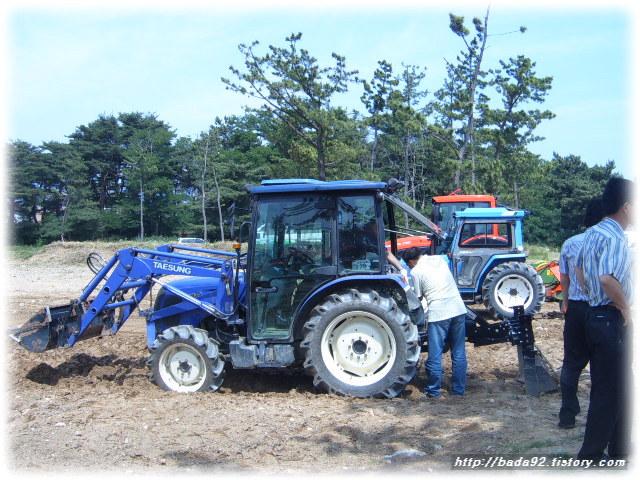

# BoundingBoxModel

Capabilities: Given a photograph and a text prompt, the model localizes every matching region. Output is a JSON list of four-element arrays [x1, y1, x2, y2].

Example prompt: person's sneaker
[[557, 420, 576, 429], [423, 392, 441, 399], [423, 388, 445, 398]]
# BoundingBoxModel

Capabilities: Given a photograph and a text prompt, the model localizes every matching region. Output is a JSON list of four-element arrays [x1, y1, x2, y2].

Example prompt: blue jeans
[[425, 314, 467, 397]]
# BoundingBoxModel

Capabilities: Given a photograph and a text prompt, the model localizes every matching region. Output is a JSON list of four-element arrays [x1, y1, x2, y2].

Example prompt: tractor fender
[[147, 277, 220, 347], [474, 254, 528, 293], [291, 275, 423, 341]]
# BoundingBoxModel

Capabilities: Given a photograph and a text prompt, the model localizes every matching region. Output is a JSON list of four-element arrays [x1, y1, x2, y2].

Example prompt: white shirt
[[410, 255, 467, 322]]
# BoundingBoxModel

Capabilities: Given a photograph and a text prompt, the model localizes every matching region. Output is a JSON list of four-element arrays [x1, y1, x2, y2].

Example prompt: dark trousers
[[559, 300, 590, 425], [578, 307, 632, 461]]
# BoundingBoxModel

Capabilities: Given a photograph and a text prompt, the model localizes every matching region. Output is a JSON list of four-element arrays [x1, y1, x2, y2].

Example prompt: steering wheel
[[284, 247, 316, 271]]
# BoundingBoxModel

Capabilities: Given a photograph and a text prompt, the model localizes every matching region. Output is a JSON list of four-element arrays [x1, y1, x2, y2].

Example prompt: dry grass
[[19, 240, 239, 266]]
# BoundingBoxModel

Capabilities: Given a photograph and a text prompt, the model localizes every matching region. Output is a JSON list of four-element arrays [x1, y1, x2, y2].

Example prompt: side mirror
[[239, 221, 252, 244]]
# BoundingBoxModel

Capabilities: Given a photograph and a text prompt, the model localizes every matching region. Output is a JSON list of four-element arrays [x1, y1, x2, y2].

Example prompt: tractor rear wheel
[[482, 262, 545, 320], [148, 325, 225, 393], [301, 288, 420, 398]]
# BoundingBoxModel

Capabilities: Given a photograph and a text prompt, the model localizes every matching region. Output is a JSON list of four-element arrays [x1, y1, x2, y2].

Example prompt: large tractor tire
[[482, 261, 545, 320], [301, 288, 420, 398], [148, 325, 225, 393]]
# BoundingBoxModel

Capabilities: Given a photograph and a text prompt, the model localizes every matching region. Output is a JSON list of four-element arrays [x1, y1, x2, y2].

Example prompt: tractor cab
[[244, 179, 437, 343], [445, 208, 524, 290]]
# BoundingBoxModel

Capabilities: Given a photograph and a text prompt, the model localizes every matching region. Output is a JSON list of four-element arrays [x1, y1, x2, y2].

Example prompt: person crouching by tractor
[[557, 197, 604, 429], [402, 247, 467, 398]]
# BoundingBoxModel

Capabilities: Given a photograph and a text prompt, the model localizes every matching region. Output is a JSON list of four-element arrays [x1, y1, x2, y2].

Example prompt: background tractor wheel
[[148, 325, 225, 393], [301, 288, 420, 398], [482, 262, 545, 320]]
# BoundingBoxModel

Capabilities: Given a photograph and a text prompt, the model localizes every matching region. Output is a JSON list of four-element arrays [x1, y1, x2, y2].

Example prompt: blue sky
[[2, 0, 637, 179]]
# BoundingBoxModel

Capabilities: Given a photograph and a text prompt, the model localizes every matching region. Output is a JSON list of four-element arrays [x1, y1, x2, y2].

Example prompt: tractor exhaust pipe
[[7, 301, 113, 353]]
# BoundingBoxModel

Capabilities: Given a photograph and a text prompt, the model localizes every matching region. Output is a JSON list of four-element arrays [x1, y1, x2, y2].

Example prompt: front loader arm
[[8, 244, 239, 353]]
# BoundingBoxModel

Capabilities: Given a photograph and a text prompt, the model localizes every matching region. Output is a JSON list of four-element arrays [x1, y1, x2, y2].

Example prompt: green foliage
[[526, 243, 561, 264], [431, 10, 492, 189], [523, 154, 616, 246], [8, 244, 42, 260], [6, 14, 621, 247], [222, 32, 359, 180]]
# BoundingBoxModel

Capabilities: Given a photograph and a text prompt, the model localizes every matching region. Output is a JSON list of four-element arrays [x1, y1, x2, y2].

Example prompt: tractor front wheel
[[301, 288, 420, 398], [482, 262, 545, 320], [148, 325, 225, 393]]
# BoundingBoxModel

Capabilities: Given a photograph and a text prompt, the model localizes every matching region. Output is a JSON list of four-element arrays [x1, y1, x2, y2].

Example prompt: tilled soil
[[4, 252, 590, 475]]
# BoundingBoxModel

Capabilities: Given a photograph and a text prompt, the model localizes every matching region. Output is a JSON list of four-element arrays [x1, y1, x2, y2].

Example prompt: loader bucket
[[7, 301, 110, 353]]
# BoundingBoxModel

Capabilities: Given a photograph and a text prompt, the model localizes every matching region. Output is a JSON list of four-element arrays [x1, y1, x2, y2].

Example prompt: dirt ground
[[3, 245, 593, 476]]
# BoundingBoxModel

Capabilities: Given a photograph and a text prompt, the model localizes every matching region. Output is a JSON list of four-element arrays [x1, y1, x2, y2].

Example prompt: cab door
[[451, 220, 513, 290], [248, 196, 335, 341]]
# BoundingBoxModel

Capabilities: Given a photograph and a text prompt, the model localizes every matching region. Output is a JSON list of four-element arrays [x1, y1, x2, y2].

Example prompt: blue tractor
[[439, 207, 545, 320], [9, 179, 556, 397]]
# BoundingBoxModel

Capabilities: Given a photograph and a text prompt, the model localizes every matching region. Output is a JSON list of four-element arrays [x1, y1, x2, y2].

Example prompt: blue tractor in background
[[9, 178, 556, 397], [438, 207, 545, 320]]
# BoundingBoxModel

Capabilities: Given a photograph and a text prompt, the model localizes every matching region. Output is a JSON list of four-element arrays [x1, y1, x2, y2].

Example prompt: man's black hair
[[401, 246, 422, 262], [584, 196, 604, 228], [601, 177, 634, 217]]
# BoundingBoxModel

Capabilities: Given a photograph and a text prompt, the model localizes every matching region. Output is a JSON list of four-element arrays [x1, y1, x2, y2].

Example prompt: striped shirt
[[409, 255, 466, 322], [576, 217, 633, 307], [559, 232, 589, 302]]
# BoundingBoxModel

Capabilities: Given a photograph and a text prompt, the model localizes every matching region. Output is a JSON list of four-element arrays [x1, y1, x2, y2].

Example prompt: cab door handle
[[255, 286, 278, 293]]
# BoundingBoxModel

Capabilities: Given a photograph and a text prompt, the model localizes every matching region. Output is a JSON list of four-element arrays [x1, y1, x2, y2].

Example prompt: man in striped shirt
[[403, 247, 467, 398], [557, 197, 603, 429], [575, 177, 634, 463]]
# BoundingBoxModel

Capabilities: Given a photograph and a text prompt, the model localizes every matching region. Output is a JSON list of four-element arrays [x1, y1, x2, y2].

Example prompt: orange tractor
[[387, 189, 499, 252]]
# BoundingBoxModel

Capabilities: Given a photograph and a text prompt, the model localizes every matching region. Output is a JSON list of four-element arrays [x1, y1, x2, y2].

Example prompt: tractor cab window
[[437, 201, 491, 233], [458, 222, 511, 248], [338, 195, 381, 273], [250, 196, 333, 340], [453, 221, 513, 288]]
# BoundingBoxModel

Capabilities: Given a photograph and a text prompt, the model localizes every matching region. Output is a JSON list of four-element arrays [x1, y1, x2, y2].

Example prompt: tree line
[[7, 11, 618, 247]]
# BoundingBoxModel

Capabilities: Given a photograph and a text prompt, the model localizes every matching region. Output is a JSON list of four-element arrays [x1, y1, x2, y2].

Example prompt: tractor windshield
[[436, 201, 491, 233]]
